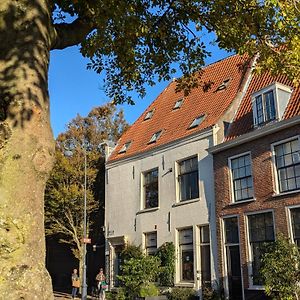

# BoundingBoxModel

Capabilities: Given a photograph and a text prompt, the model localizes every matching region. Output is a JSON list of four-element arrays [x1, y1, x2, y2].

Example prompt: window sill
[[228, 198, 256, 206], [272, 189, 300, 198], [247, 286, 265, 291], [175, 282, 194, 288], [136, 207, 159, 215], [172, 198, 200, 208]]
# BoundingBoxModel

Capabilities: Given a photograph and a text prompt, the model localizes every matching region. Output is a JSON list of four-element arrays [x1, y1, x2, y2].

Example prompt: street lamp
[[64, 146, 88, 300], [82, 146, 88, 300], [65, 139, 115, 300]]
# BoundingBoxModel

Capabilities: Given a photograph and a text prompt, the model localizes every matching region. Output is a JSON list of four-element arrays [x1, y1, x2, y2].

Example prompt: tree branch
[[50, 18, 94, 50]]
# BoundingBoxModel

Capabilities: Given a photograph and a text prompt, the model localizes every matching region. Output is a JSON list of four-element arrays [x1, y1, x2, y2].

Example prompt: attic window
[[216, 78, 231, 91], [189, 115, 205, 129], [173, 98, 184, 109], [144, 109, 155, 120], [148, 130, 162, 144], [118, 141, 131, 153], [252, 82, 293, 127]]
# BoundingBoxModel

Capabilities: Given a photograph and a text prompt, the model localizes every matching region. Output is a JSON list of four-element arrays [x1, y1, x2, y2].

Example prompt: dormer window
[[216, 78, 231, 91], [252, 82, 293, 127], [144, 109, 155, 120], [118, 141, 131, 153], [189, 115, 205, 129], [173, 98, 183, 109], [148, 130, 162, 144]]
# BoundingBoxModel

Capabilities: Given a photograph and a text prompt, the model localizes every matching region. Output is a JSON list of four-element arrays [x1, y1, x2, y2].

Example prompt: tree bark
[[0, 0, 55, 298]]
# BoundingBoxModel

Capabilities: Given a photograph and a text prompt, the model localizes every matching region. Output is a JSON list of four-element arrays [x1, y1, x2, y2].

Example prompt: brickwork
[[214, 124, 300, 298]]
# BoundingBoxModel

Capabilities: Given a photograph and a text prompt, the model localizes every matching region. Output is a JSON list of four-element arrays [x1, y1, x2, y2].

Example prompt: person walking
[[71, 268, 80, 299], [95, 268, 106, 300]]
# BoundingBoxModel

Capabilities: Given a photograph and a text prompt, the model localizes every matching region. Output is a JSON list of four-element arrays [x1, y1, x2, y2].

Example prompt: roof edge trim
[[107, 126, 214, 167], [209, 115, 300, 154]]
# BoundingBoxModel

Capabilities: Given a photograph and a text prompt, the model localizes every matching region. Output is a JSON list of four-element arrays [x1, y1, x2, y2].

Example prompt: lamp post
[[65, 139, 115, 299], [82, 147, 87, 300], [64, 146, 88, 300]]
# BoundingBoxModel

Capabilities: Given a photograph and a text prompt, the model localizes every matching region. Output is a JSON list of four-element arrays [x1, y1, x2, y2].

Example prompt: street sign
[[82, 238, 91, 244]]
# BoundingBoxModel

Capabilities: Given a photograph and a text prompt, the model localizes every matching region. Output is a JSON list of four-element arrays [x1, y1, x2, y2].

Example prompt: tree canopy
[[0, 0, 299, 298], [45, 103, 128, 259], [50, 0, 300, 104]]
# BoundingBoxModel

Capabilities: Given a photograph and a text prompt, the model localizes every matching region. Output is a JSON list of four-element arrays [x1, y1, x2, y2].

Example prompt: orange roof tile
[[108, 54, 251, 162], [225, 73, 300, 141]]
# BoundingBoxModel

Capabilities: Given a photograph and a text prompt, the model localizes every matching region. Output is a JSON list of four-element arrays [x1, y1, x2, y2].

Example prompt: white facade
[[105, 127, 219, 293]]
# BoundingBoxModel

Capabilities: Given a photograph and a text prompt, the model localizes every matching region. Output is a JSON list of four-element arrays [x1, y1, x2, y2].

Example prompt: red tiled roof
[[225, 73, 300, 141], [108, 54, 251, 162]]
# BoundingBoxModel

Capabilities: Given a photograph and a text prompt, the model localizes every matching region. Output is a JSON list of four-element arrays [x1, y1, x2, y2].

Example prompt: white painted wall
[[105, 128, 218, 291]]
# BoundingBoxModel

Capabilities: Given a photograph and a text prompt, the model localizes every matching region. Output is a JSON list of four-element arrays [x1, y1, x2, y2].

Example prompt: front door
[[223, 217, 243, 300], [226, 245, 243, 300]]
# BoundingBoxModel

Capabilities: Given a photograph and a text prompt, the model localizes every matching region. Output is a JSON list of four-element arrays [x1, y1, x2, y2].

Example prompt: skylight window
[[148, 130, 162, 144], [216, 78, 231, 91], [189, 115, 205, 129], [118, 141, 131, 153], [144, 109, 155, 120], [173, 98, 184, 109]]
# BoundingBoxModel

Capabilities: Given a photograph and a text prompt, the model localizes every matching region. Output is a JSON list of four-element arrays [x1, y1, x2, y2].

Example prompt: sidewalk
[[54, 291, 94, 299]]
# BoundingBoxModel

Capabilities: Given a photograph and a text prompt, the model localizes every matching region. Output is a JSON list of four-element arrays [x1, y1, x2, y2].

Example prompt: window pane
[[231, 154, 253, 201], [200, 225, 210, 243], [274, 139, 300, 193], [265, 91, 276, 121], [248, 213, 275, 285], [144, 169, 158, 208], [252, 242, 265, 285], [201, 245, 211, 287], [145, 232, 157, 255], [224, 217, 239, 244], [181, 249, 194, 281], [179, 157, 199, 201], [179, 228, 194, 281], [179, 157, 198, 174], [255, 95, 264, 124], [249, 213, 274, 242], [179, 228, 193, 244], [291, 208, 300, 241]]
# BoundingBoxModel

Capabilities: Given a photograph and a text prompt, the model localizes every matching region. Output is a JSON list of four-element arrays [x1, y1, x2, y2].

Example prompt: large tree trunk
[[0, 0, 54, 299]]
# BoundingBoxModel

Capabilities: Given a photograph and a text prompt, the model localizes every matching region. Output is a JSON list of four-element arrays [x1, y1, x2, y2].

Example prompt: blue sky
[[49, 35, 231, 137]]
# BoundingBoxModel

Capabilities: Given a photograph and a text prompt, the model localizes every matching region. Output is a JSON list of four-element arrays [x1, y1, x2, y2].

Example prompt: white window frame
[[228, 151, 255, 203], [251, 82, 293, 127], [148, 130, 162, 144], [118, 141, 131, 153], [189, 115, 205, 129], [221, 215, 245, 300], [176, 226, 195, 285], [198, 224, 212, 288], [144, 109, 155, 120], [245, 210, 276, 289], [140, 167, 159, 210], [175, 154, 200, 203], [173, 98, 184, 109], [271, 135, 300, 195], [286, 205, 300, 245], [143, 231, 158, 255]]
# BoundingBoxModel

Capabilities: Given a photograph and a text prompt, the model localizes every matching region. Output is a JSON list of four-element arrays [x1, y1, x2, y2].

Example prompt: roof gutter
[[209, 115, 300, 154]]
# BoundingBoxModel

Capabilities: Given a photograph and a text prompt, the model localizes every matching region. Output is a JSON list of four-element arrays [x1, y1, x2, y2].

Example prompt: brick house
[[210, 73, 300, 300], [104, 55, 255, 294]]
